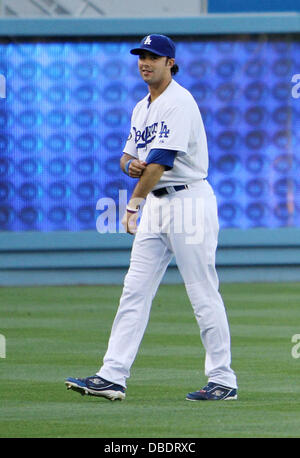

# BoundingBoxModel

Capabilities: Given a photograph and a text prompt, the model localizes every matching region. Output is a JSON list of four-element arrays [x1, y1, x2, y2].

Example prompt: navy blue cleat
[[186, 382, 237, 401], [65, 375, 126, 401]]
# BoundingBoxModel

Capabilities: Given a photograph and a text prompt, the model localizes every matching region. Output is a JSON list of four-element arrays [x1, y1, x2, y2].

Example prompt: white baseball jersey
[[123, 79, 208, 190]]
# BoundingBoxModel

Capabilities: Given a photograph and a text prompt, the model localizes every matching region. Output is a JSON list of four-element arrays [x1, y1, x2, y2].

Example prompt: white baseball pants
[[98, 180, 237, 389]]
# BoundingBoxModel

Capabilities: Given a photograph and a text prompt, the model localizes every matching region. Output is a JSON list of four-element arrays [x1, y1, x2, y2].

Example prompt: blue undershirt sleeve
[[145, 148, 177, 171]]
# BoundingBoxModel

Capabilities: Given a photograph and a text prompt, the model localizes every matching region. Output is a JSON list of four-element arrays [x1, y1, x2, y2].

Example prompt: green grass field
[[0, 282, 300, 438]]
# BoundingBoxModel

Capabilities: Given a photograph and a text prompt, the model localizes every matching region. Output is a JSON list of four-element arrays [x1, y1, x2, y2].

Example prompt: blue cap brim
[[130, 47, 168, 57]]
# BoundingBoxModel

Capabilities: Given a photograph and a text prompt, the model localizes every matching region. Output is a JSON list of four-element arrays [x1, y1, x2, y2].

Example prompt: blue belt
[[152, 185, 189, 198]]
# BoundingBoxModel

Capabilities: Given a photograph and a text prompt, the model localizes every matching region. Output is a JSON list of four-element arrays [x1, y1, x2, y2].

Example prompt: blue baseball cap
[[130, 34, 176, 58]]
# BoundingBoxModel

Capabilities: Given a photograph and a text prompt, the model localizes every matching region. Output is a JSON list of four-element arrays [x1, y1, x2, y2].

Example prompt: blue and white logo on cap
[[130, 34, 176, 58]]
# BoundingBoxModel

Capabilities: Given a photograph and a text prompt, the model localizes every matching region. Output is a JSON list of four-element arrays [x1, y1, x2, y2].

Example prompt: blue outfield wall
[[0, 14, 299, 285], [1, 228, 300, 286], [0, 13, 299, 36]]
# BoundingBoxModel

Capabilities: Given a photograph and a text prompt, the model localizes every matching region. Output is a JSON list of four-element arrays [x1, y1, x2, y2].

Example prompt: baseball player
[[65, 34, 238, 401]]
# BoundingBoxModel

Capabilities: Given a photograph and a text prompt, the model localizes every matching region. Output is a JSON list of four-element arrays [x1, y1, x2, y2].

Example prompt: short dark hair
[[166, 57, 179, 75]]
